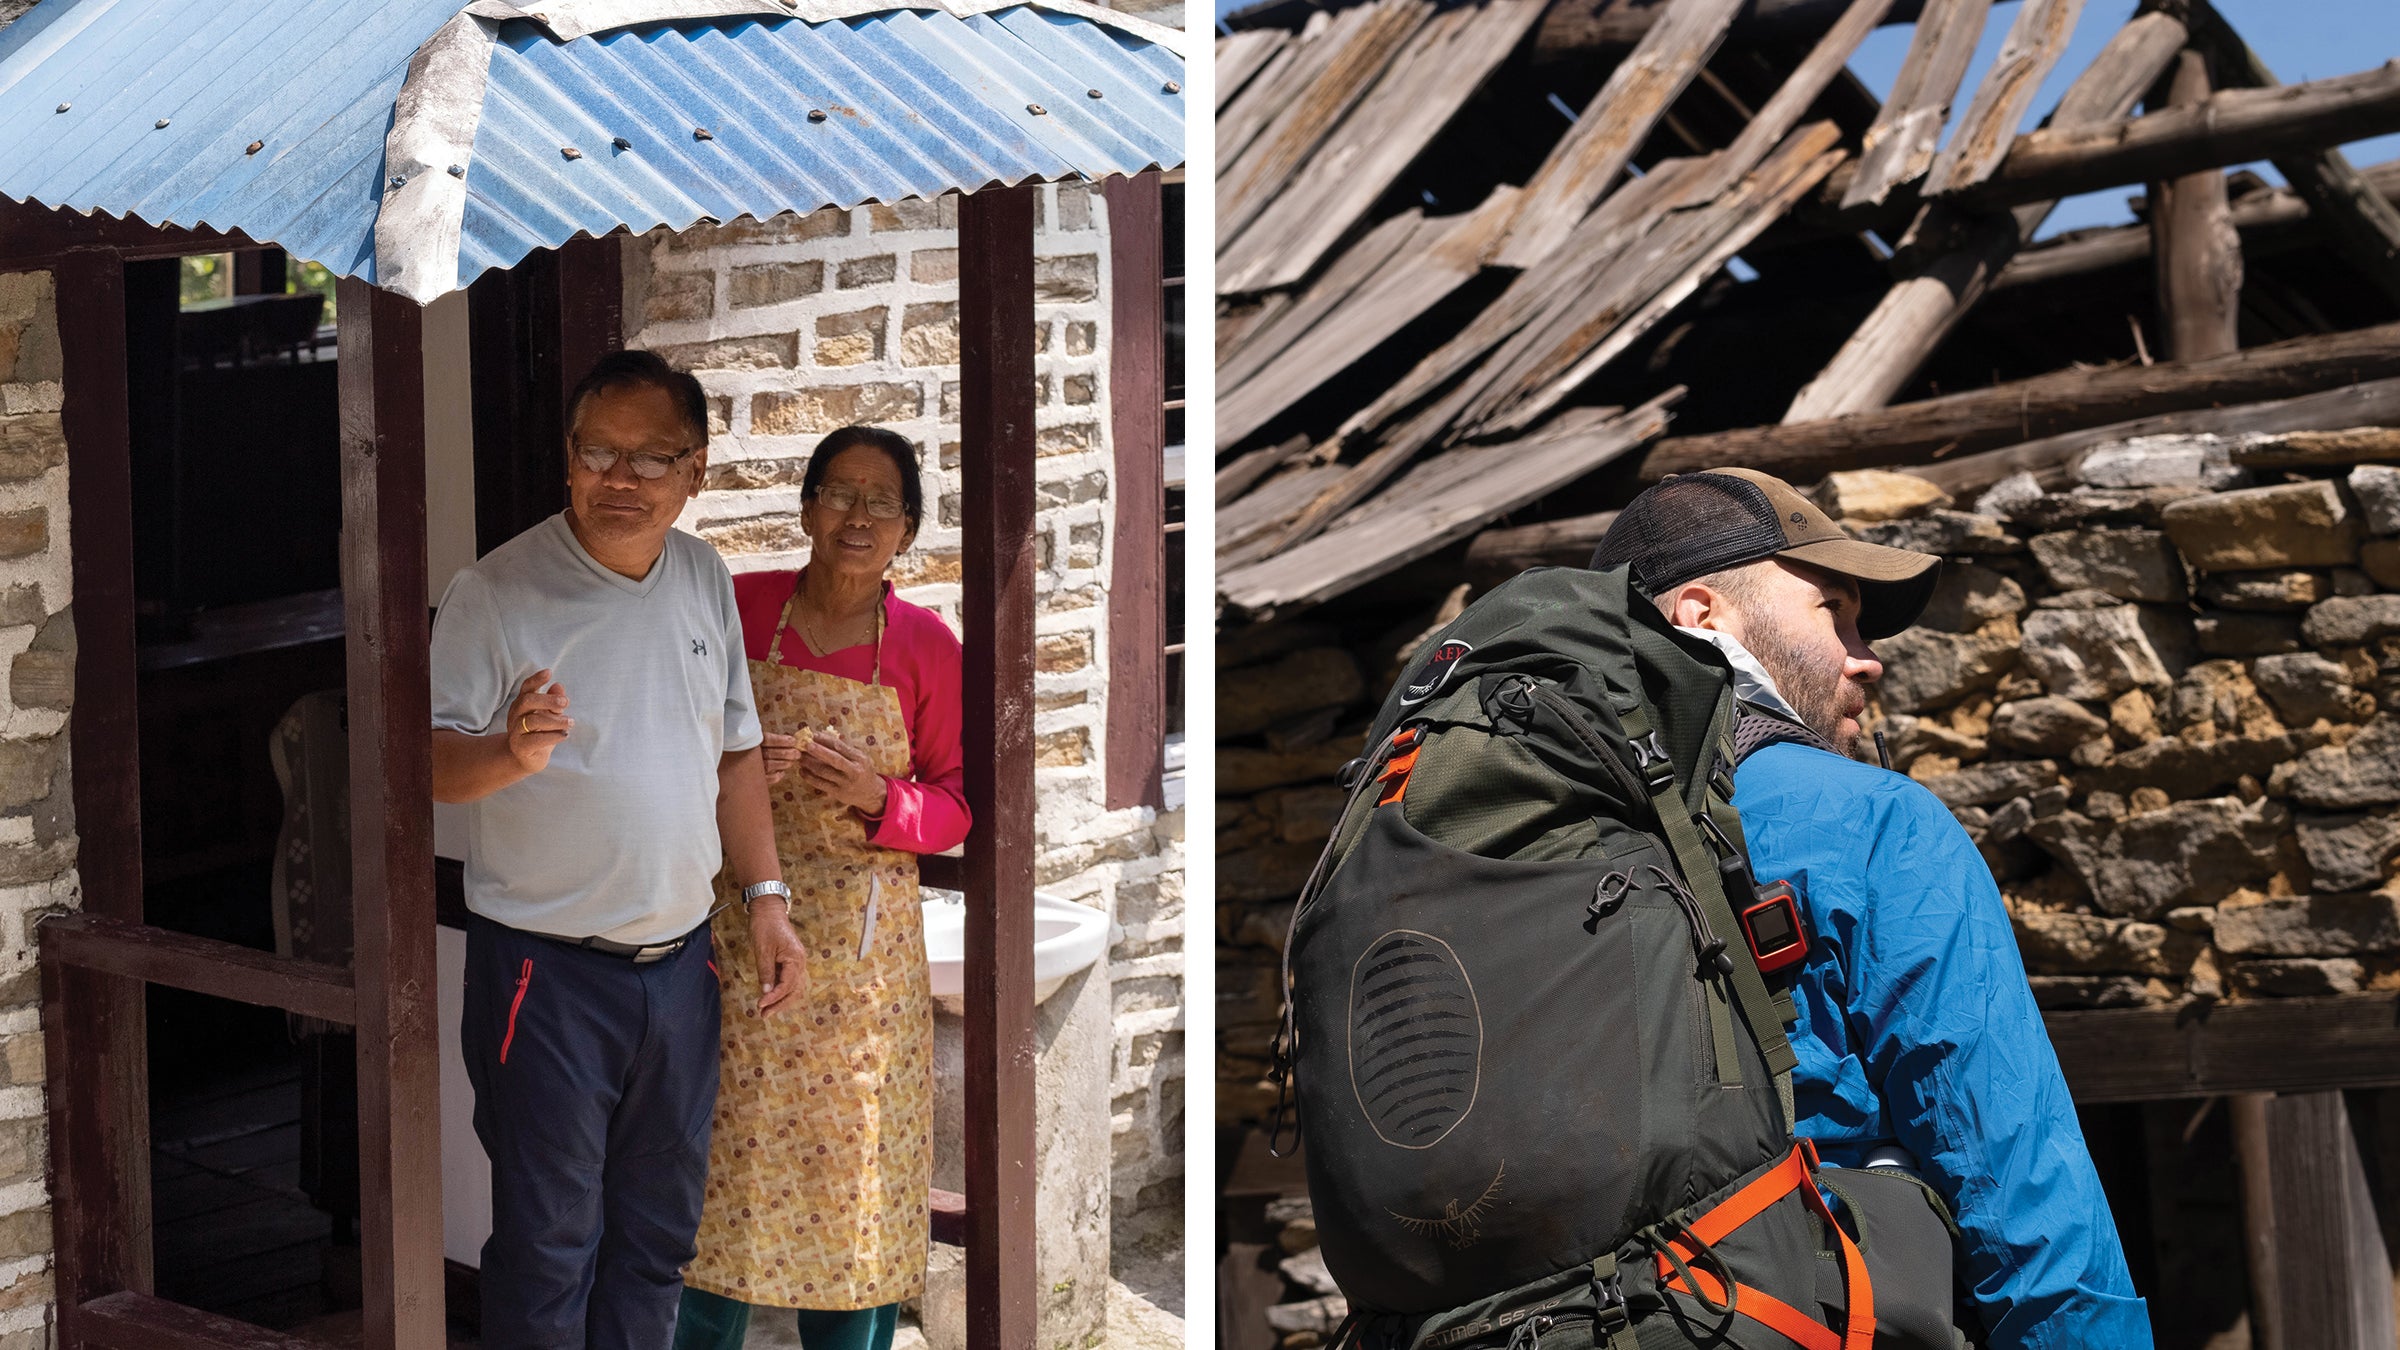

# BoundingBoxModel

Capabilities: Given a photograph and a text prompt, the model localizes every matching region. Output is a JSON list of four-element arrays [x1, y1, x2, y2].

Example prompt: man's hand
[[760, 731, 801, 787], [798, 728, 888, 814], [431, 667, 573, 804], [507, 669, 572, 773], [750, 900, 808, 1016]]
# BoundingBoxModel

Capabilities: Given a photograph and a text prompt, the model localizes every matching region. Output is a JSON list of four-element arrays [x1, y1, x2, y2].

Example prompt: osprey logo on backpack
[[1349, 929, 1482, 1149], [1399, 640, 1475, 705]]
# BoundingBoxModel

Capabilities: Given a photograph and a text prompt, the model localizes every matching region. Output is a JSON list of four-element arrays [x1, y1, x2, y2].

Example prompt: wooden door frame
[[9, 186, 1048, 1348]]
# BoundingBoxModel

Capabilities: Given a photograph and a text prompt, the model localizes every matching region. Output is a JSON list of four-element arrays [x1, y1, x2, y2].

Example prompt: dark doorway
[[122, 253, 357, 1329]]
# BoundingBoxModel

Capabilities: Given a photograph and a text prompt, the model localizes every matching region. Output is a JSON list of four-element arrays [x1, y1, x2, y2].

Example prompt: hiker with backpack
[[1277, 466, 2146, 1349]]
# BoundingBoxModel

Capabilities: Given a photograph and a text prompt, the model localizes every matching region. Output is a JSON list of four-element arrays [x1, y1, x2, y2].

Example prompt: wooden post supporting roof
[[1104, 172, 1167, 813], [335, 277, 448, 1350], [555, 233, 625, 410], [2150, 48, 2243, 361], [2186, 0, 2400, 306], [957, 182, 1040, 1350], [2233, 1092, 2399, 1350], [49, 250, 154, 1343]]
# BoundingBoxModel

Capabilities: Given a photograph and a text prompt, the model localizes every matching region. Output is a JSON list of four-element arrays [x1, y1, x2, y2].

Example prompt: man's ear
[[688, 444, 710, 500], [1662, 582, 1718, 632]]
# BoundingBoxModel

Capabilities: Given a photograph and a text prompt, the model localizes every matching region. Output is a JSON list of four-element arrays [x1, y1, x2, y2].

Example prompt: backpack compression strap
[[1619, 703, 1800, 1081], [1652, 1140, 1875, 1350]]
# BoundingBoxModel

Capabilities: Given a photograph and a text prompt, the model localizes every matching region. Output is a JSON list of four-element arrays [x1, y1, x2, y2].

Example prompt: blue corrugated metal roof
[[0, 0, 1184, 298]]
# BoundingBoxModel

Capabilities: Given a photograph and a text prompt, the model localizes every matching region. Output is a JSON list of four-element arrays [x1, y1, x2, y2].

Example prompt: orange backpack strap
[[1374, 726, 1424, 806], [1652, 1142, 1875, 1350]]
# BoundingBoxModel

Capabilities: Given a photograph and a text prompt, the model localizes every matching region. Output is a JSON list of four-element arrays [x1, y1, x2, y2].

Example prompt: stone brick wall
[[627, 186, 1185, 1241], [0, 268, 80, 1347], [1216, 429, 2400, 1133]]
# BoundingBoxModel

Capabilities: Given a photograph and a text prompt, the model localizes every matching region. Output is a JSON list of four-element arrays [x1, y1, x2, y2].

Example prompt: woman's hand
[[760, 731, 802, 787], [799, 728, 889, 815]]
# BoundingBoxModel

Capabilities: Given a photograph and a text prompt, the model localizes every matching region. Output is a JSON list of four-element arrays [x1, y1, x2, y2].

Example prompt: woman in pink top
[[680, 426, 966, 1350]]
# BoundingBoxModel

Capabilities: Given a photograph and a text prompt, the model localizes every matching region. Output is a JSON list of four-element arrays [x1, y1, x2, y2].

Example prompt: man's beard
[[1743, 614, 1868, 756]]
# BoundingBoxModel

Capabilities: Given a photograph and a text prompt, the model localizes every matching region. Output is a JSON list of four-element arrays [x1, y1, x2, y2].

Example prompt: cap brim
[[1777, 537, 1942, 641]]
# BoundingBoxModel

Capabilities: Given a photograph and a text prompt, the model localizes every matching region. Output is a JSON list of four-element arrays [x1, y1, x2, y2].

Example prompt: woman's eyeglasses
[[572, 441, 697, 480], [814, 484, 907, 520]]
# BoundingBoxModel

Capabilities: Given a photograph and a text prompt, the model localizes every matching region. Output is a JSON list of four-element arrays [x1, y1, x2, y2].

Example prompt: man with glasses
[[430, 349, 808, 1349]]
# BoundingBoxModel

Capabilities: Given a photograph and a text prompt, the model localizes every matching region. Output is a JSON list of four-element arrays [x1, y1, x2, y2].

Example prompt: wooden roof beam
[[1639, 318, 2400, 481], [1528, 0, 1924, 66], [1804, 56, 2400, 237], [1991, 157, 2400, 290], [1951, 58, 2400, 212]]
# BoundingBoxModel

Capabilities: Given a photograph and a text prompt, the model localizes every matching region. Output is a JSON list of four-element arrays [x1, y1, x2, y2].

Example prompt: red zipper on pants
[[500, 958, 532, 1064]]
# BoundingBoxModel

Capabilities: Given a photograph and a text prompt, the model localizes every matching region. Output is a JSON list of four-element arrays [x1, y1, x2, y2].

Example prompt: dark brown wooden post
[[957, 183, 1039, 1350], [1103, 172, 1165, 811], [336, 277, 446, 1350], [2232, 1090, 2400, 1350], [556, 233, 625, 407], [51, 251, 153, 1341], [58, 254, 144, 922]]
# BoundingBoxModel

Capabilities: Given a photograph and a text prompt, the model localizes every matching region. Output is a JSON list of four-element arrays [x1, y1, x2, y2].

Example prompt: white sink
[[921, 890, 1109, 1016]]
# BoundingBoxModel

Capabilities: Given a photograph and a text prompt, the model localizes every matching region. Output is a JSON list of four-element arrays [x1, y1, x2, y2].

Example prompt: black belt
[[543, 928, 697, 964]]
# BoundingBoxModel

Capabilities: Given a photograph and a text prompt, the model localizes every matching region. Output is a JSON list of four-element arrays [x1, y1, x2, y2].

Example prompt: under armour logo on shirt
[[692, 639, 709, 656]]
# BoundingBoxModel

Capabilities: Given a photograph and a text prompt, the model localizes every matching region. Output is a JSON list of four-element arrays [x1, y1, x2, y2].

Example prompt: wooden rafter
[[1221, 390, 1683, 619], [1218, 0, 1433, 252], [1780, 9, 2187, 423], [1220, 0, 1544, 295], [1654, 0, 1895, 211], [1491, 0, 1748, 269], [1921, 0, 2086, 196], [1218, 186, 1519, 447], [1842, 0, 1995, 208]]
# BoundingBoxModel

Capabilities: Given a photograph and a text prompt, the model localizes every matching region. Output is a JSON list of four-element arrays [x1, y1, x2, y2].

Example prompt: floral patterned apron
[[687, 584, 932, 1310]]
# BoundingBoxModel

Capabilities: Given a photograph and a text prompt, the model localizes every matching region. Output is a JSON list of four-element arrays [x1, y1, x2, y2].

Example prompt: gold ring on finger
[[520, 714, 531, 736]]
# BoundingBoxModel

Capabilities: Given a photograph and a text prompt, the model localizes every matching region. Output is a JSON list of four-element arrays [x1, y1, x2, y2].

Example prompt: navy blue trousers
[[464, 914, 721, 1350]]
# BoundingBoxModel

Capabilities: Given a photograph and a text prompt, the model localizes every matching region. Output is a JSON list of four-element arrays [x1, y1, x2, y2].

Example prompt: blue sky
[[1218, 0, 2400, 238]]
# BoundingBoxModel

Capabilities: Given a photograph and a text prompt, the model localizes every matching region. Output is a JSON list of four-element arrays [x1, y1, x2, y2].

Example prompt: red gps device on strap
[[1741, 880, 1808, 974]]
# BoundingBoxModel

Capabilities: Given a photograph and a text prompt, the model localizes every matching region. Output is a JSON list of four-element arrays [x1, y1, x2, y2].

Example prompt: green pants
[[673, 1285, 899, 1350]]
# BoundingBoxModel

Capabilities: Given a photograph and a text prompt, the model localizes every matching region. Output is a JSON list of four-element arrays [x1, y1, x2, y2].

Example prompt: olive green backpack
[[1272, 566, 1968, 1350]]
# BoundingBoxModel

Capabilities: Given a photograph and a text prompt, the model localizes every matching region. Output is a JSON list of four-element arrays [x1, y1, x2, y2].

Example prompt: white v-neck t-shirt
[[430, 514, 763, 944]]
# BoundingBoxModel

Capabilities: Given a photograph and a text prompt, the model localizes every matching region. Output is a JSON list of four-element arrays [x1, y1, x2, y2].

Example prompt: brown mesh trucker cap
[[1590, 467, 1941, 640]]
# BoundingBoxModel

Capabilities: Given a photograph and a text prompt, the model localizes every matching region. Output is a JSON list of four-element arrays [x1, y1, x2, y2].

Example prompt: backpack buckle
[[1592, 1254, 1629, 1334], [1630, 730, 1673, 786]]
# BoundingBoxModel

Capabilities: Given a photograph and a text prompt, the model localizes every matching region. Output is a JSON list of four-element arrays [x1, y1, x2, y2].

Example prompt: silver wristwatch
[[741, 879, 792, 911]]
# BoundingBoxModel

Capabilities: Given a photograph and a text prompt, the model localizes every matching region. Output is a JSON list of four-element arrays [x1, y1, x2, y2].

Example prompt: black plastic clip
[[1587, 870, 1634, 929]]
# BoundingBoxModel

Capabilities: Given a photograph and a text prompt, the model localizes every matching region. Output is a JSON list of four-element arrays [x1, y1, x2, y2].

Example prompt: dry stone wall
[[0, 268, 79, 1348], [628, 188, 1185, 1240], [1217, 427, 2400, 1132]]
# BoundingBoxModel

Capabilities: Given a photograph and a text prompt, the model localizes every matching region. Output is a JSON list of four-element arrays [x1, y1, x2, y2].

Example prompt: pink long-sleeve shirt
[[733, 571, 971, 855]]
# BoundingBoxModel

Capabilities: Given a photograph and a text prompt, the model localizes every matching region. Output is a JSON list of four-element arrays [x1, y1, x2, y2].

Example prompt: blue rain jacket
[[1733, 740, 2151, 1350]]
